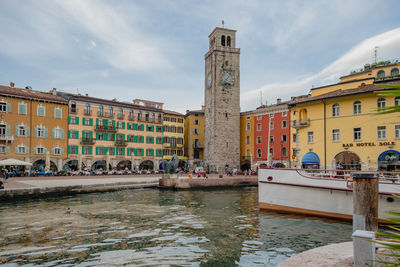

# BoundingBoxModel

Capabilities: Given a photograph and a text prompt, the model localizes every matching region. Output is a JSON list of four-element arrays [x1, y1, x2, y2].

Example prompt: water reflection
[[0, 188, 352, 266]]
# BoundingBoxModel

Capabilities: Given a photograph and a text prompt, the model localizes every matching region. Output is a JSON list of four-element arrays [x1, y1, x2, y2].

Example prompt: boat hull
[[258, 169, 399, 221]]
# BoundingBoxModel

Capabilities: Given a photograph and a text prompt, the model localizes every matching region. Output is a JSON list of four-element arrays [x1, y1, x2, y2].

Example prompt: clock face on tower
[[220, 69, 235, 87], [207, 72, 212, 88]]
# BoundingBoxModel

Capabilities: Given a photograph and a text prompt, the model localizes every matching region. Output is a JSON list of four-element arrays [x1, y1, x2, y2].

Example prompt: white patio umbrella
[[45, 151, 50, 171], [0, 158, 32, 166], [106, 151, 110, 171]]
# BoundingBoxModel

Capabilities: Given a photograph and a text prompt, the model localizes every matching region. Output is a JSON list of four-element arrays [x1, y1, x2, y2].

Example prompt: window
[[282, 147, 287, 157], [270, 114, 274, 118], [377, 97, 386, 111], [53, 147, 62, 155], [270, 135, 274, 144], [70, 130, 79, 139], [377, 126, 386, 140], [257, 136, 262, 144], [257, 116, 262, 120], [270, 121, 274, 130], [98, 106, 104, 116], [18, 126, 26, 136], [227, 36, 231, 47], [17, 146, 27, 154], [292, 134, 297, 142], [118, 108, 123, 119], [282, 111, 287, 117], [246, 116, 250, 120], [246, 136, 250, 145], [37, 105, 45, 116], [0, 146, 6, 153], [36, 147, 45, 154], [353, 101, 361, 115], [332, 129, 340, 142], [391, 68, 399, 76], [18, 103, 27, 115], [193, 119, 199, 125], [396, 125, 400, 138], [395, 97, 400, 106], [257, 123, 262, 131], [82, 146, 91, 155], [377, 70, 385, 78], [84, 104, 91, 115], [269, 148, 273, 157], [246, 123, 250, 131], [84, 118, 91, 126], [0, 124, 6, 135], [0, 102, 7, 112], [281, 135, 287, 142], [282, 121, 287, 128], [307, 131, 314, 144], [52, 128, 64, 139], [257, 149, 262, 158], [54, 107, 62, 118], [70, 102, 77, 113], [36, 127, 47, 138], [332, 103, 340, 117], [107, 107, 113, 117], [137, 111, 142, 121], [70, 145, 78, 154], [221, 35, 225, 46], [193, 128, 199, 135], [354, 128, 361, 141], [70, 116, 77, 124], [129, 110, 134, 120]]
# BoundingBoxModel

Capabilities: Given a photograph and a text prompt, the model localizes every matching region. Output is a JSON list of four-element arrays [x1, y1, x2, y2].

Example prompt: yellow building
[[290, 61, 400, 171], [162, 110, 186, 163], [240, 111, 255, 170], [0, 84, 68, 171], [184, 109, 204, 168]]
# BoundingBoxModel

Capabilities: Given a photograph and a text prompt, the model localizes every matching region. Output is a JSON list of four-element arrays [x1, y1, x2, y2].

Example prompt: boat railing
[[270, 168, 400, 184]]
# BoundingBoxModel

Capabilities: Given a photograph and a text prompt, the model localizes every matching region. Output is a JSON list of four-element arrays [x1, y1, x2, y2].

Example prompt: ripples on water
[[0, 188, 352, 266]]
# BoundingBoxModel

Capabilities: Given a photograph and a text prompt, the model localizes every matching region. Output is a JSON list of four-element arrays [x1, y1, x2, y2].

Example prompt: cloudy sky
[[0, 0, 399, 113]]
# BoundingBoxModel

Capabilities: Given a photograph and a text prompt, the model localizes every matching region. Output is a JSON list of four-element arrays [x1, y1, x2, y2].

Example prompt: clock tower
[[204, 27, 240, 173]]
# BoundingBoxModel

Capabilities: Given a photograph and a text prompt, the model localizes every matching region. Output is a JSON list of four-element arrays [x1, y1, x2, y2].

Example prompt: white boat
[[258, 168, 400, 221]]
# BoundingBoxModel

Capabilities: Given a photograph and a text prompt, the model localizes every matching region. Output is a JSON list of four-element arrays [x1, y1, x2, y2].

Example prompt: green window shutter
[[26, 146, 30, 153], [89, 146, 92, 155], [122, 134, 126, 140], [151, 125, 154, 132], [61, 129, 64, 139], [34, 127, 37, 137], [90, 131, 93, 138], [134, 135, 138, 143], [6, 103, 11, 113], [68, 130, 71, 138], [68, 145, 71, 154], [5, 146, 10, 154], [146, 149, 148, 156], [76, 131, 79, 139], [112, 147, 115, 155], [104, 119, 108, 126], [52, 128, 55, 138], [96, 118, 99, 125], [26, 126, 30, 137], [112, 120, 115, 127], [90, 118, 93, 126], [82, 118, 86, 125], [134, 123, 138, 130], [96, 147, 98, 155], [76, 117, 79, 124], [112, 134, 115, 141], [82, 146, 84, 154], [15, 126, 19, 137], [122, 148, 125, 156], [44, 128, 48, 138], [105, 133, 109, 141], [68, 116, 71, 124], [6, 125, 10, 135], [122, 122, 125, 129], [14, 146, 18, 154]]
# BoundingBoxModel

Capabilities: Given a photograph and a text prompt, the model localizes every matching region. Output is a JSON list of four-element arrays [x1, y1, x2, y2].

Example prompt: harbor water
[[0, 188, 352, 266]]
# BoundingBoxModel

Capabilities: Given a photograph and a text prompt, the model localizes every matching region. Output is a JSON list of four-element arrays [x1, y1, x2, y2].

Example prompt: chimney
[[277, 98, 281, 104], [51, 88, 57, 95], [85, 93, 88, 96], [10, 82, 15, 88], [186, 110, 189, 114]]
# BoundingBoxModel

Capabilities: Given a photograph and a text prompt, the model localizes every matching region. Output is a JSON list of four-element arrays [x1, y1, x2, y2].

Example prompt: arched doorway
[[92, 160, 111, 170], [32, 159, 57, 172], [301, 152, 320, 169], [378, 150, 400, 171], [240, 161, 251, 171], [140, 160, 154, 170], [334, 151, 361, 170], [63, 160, 85, 171], [117, 160, 131, 170]]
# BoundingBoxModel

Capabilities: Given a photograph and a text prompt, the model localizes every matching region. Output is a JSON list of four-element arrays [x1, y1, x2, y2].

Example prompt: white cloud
[[241, 27, 400, 111]]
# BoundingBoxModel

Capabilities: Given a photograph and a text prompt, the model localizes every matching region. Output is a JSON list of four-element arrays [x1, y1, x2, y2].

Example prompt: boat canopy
[[301, 152, 320, 164]]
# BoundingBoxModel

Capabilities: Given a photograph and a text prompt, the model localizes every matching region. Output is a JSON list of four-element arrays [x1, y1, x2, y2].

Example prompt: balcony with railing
[[81, 137, 95, 145], [0, 135, 14, 143], [291, 119, 310, 129], [115, 140, 127, 147], [95, 125, 117, 133]]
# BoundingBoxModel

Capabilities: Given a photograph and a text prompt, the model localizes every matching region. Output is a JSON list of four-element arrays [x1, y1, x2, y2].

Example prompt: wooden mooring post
[[351, 172, 379, 232]]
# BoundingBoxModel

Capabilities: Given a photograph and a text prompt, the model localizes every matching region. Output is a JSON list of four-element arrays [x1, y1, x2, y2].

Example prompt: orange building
[[0, 84, 68, 171]]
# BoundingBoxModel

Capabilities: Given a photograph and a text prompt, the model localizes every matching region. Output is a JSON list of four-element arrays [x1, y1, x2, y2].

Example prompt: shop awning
[[301, 152, 320, 164]]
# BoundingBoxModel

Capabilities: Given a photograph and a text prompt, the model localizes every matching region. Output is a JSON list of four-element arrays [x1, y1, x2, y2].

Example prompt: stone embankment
[[0, 175, 159, 200], [159, 175, 258, 189]]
